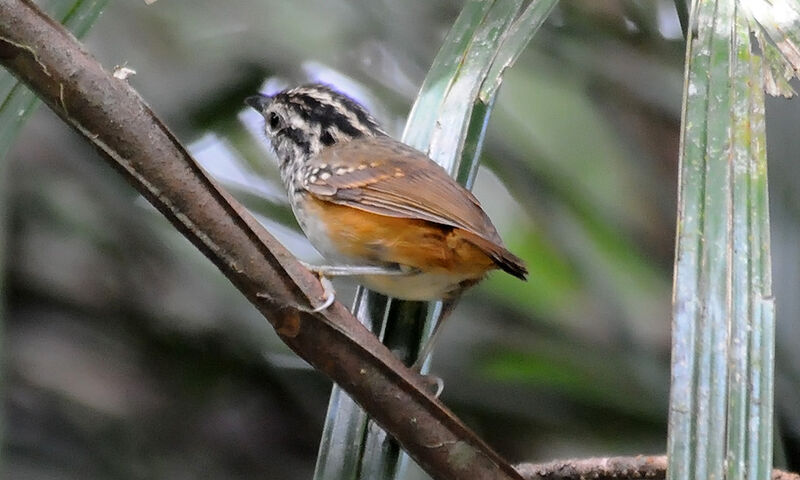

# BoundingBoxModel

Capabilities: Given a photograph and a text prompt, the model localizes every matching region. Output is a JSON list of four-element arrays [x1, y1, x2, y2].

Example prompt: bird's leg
[[411, 294, 463, 397], [299, 261, 414, 277], [412, 295, 461, 370], [300, 261, 416, 312]]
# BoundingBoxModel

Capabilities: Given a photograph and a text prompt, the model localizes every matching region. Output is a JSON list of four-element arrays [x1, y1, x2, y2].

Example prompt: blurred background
[[3, 0, 800, 478]]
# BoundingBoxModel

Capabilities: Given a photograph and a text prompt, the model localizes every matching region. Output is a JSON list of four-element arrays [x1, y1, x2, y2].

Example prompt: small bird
[[245, 84, 526, 323]]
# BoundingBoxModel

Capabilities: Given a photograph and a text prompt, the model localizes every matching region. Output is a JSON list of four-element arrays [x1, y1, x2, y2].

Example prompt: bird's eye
[[267, 112, 281, 131]]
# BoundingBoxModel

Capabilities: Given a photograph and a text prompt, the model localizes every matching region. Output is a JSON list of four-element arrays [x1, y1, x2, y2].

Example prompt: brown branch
[[516, 455, 800, 480], [0, 1, 525, 479]]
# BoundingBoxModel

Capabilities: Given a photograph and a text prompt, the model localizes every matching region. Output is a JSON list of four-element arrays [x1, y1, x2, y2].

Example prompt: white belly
[[292, 200, 346, 261], [358, 272, 474, 301]]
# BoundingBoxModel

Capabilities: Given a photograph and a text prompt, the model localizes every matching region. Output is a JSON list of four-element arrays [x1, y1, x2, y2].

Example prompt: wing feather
[[305, 136, 499, 242], [303, 136, 527, 280]]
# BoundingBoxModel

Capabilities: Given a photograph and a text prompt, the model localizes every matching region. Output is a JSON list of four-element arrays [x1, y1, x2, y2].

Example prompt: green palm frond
[[668, 1, 777, 479]]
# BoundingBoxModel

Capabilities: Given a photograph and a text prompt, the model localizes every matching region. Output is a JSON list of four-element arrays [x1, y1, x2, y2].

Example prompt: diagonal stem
[[0, 1, 526, 479]]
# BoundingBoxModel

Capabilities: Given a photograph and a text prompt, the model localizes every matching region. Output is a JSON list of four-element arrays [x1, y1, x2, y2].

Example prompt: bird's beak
[[244, 94, 270, 112]]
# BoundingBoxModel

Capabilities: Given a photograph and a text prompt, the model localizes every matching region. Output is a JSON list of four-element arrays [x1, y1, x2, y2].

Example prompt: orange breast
[[304, 196, 496, 278]]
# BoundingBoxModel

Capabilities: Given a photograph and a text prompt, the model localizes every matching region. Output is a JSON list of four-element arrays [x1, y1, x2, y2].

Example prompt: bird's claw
[[420, 374, 444, 398], [312, 275, 336, 312]]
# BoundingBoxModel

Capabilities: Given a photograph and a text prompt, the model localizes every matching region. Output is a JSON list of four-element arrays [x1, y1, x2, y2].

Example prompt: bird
[[245, 84, 527, 364]]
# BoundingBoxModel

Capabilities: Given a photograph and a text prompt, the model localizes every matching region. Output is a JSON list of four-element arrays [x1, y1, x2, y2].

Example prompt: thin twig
[[516, 455, 800, 480], [0, 1, 525, 479]]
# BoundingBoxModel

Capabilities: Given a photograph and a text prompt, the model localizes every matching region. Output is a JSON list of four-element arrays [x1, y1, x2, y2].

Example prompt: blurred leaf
[[482, 345, 665, 420], [484, 222, 581, 318], [494, 70, 647, 230], [667, 2, 775, 480], [552, 35, 684, 118], [487, 67, 669, 342], [0, 0, 109, 473], [188, 130, 297, 229]]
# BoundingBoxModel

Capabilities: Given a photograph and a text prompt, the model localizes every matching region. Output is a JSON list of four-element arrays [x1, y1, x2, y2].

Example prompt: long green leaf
[[0, 0, 109, 473], [424, 0, 520, 179], [479, 0, 559, 103], [667, 1, 775, 480], [401, 0, 495, 152], [313, 1, 559, 479], [0, 0, 108, 157]]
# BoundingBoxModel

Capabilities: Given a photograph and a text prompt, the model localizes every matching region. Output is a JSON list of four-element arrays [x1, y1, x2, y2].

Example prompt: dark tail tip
[[494, 250, 528, 281], [458, 229, 528, 281]]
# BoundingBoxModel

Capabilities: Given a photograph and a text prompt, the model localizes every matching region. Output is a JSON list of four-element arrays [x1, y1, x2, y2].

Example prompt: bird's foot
[[312, 275, 336, 312], [419, 374, 444, 398]]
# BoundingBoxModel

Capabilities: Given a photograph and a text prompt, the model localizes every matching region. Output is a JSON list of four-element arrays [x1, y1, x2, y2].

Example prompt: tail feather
[[458, 230, 528, 280]]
